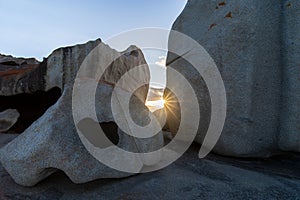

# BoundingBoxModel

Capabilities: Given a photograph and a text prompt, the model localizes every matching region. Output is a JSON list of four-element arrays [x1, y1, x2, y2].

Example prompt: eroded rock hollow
[[0, 39, 164, 186]]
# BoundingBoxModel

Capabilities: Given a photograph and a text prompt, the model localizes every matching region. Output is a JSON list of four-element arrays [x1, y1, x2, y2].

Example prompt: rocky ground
[[0, 134, 299, 200]]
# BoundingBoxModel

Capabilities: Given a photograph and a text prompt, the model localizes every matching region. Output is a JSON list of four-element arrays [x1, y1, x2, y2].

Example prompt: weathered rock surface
[[0, 39, 164, 186], [279, 0, 300, 152], [0, 134, 299, 199], [167, 0, 300, 157], [0, 87, 62, 133], [0, 109, 20, 132], [0, 54, 41, 95]]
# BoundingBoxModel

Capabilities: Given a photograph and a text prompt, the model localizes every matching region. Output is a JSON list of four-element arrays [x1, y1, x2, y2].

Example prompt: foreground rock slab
[[0, 39, 164, 186], [0, 135, 299, 199]]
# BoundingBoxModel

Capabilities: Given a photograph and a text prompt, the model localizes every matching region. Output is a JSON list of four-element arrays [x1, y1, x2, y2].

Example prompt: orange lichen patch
[[0, 64, 38, 77], [225, 12, 232, 18], [209, 23, 217, 30], [218, 2, 226, 6]]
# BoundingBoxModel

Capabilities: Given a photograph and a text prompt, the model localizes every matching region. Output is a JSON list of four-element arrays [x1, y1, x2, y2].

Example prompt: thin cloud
[[155, 56, 166, 67]]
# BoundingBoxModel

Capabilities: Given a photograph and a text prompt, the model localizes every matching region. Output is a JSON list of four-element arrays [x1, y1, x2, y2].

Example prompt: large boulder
[[167, 0, 300, 157], [0, 39, 164, 186]]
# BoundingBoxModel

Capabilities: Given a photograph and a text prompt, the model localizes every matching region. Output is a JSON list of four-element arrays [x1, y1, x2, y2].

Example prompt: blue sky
[[0, 0, 187, 86], [0, 0, 187, 60]]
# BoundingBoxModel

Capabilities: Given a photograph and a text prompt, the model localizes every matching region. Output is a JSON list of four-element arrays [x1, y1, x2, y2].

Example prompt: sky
[[0, 0, 187, 59], [0, 0, 187, 85]]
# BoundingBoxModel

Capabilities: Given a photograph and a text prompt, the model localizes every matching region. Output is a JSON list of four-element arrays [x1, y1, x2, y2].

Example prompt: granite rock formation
[[0, 53, 41, 95], [0, 134, 299, 199], [167, 0, 300, 157], [0, 39, 164, 186]]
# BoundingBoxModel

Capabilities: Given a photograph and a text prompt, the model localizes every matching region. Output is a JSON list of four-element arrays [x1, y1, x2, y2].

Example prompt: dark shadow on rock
[[0, 87, 62, 133], [77, 118, 118, 148]]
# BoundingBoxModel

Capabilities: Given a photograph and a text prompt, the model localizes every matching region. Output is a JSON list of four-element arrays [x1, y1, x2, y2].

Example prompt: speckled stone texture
[[279, 0, 300, 152], [167, 0, 300, 157], [0, 134, 299, 199], [0, 40, 164, 186]]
